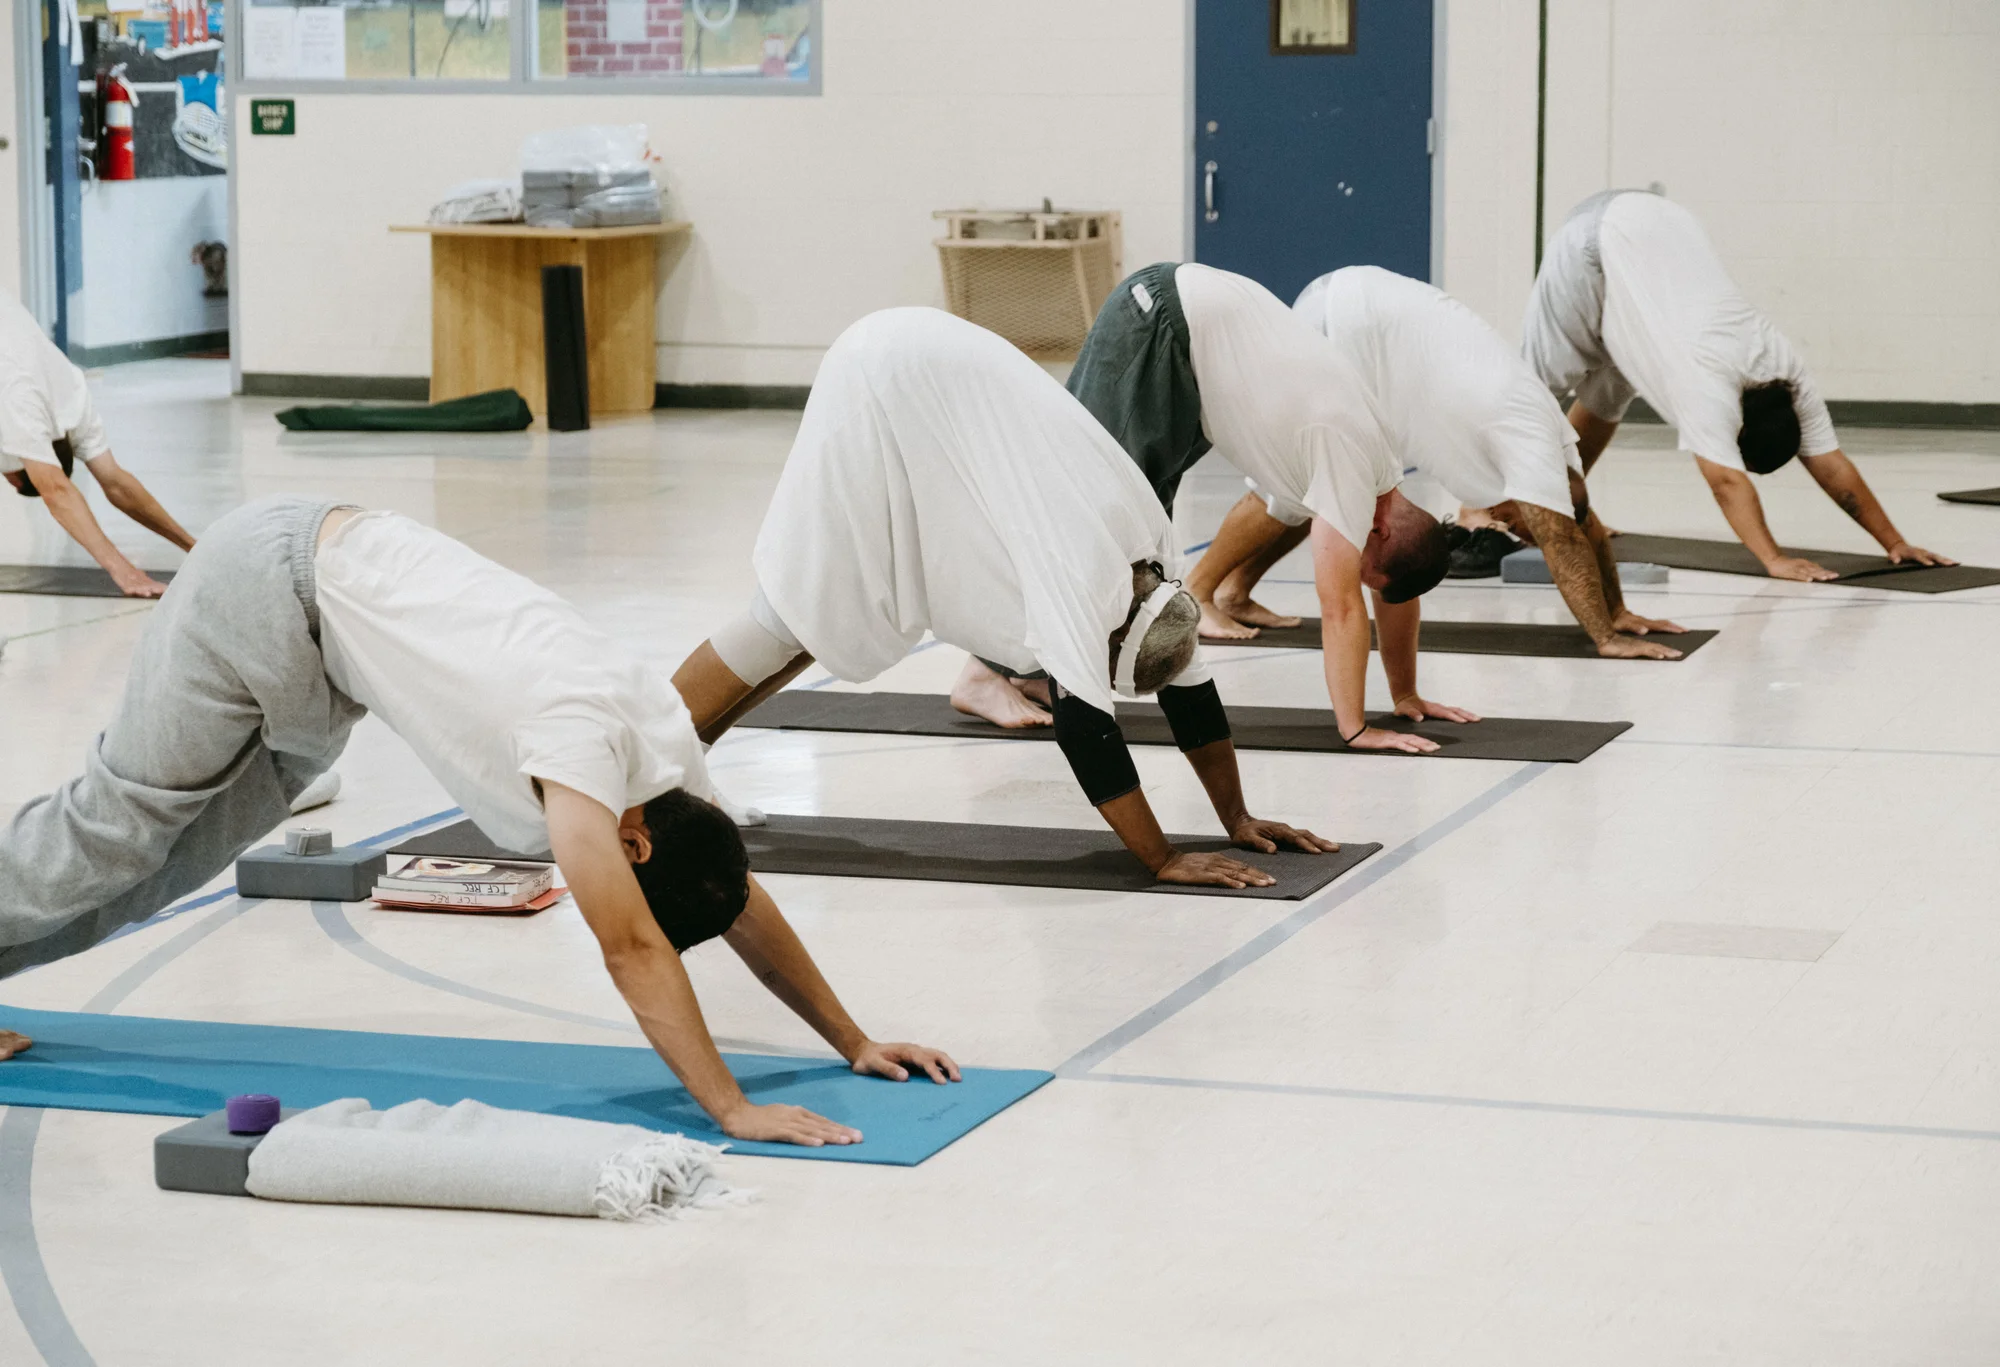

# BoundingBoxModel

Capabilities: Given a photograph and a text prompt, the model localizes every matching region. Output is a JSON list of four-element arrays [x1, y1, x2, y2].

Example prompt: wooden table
[[391, 221, 691, 417]]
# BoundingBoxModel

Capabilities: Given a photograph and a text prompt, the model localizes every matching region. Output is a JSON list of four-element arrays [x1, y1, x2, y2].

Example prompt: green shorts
[[1066, 263, 1211, 516]]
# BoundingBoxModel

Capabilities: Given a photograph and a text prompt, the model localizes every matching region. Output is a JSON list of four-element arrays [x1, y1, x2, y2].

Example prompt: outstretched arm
[[1514, 500, 1683, 658], [725, 875, 959, 1084], [1310, 519, 1438, 753], [1371, 591, 1481, 724], [82, 452, 196, 553], [544, 781, 861, 1146], [14, 456, 167, 597], [1694, 455, 1835, 582], [1801, 448, 1954, 566]]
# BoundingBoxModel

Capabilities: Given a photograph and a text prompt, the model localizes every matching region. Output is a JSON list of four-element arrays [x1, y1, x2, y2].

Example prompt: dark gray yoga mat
[[0, 564, 176, 597], [1938, 488, 2000, 507], [742, 691, 1630, 763], [1610, 534, 2000, 594], [393, 815, 1379, 899], [1203, 617, 1717, 659]]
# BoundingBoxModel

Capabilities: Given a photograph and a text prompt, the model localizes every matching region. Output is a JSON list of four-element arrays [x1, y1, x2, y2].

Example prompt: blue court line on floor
[[1054, 761, 1554, 1078], [0, 805, 462, 1367], [1182, 539, 1212, 555], [1080, 1071, 2000, 1144]]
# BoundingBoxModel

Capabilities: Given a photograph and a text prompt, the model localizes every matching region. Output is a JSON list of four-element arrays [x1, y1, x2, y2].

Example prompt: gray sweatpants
[[1522, 188, 1648, 422], [0, 496, 366, 979]]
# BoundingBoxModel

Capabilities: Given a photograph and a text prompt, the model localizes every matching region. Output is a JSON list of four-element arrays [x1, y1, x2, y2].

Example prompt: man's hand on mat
[[720, 1100, 863, 1147], [849, 1039, 962, 1085], [0, 1029, 32, 1060], [1888, 543, 1956, 567], [1156, 850, 1276, 889], [1595, 633, 1683, 661], [113, 567, 170, 599], [1764, 555, 1838, 582], [1346, 727, 1440, 755], [1612, 608, 1688, 636], [1230, 818, 1339, 856], [1392, 694, 1481, 726]]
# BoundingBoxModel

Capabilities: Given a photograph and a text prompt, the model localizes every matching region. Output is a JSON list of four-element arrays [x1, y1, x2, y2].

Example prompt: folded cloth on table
[[429, 178, 523, 225], [522, 168, 661, 228], [245, 1098, 746, 1221]]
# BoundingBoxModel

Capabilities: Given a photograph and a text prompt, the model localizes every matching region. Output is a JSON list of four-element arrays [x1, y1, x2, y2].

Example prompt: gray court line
[[1617, 738, 2000, 762], [1079, 1071, 2000, 1144], [0, 893, 256, 1367], [309, 900, 638, 1034], [0, 606, 152, 644], [1055, 762, 1555, 1078]]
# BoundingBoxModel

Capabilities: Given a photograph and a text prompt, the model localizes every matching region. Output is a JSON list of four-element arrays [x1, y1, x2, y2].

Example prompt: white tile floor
[[3, 359, 2000, 1364]]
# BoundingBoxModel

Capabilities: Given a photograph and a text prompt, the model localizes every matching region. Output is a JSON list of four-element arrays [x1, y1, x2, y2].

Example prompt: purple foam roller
[[225, 1094, 281, 1135]]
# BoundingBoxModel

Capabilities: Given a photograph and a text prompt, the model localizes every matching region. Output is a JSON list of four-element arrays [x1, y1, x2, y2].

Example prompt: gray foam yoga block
[[1501, 548, 1668, 585], [235, 844, 386, 901], [155, 1109, 301, 1198]]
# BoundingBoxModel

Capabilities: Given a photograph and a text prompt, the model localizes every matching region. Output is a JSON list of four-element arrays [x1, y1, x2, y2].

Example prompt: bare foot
[[0, 1029, 32, 1060], [950, 656, 1051, 728], [1198, 596, 1260, 641], [1214, 589, 1301, 631]]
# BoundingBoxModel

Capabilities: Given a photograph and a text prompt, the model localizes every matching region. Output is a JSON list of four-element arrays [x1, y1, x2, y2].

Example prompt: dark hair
[[11, 438, 75, 499], [1371, 498, 1451, 604], [629, 789, 750, 952], [1738, 381, 1801, 475]]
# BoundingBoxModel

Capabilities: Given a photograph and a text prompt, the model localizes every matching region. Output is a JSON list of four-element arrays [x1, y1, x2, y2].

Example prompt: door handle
[[1204, 160, 1219, 222]]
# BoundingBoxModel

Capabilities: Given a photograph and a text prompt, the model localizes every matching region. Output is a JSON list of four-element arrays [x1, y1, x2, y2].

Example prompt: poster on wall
[[244, 3, 345, 80]]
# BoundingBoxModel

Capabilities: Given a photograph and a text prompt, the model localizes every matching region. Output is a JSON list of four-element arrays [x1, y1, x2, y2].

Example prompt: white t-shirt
[[0, 293, 111, 475], [754, 307, 1206, 719], [1296, 266, 1580, 519], [315, 511, 712, 855], [1175, 263, 1399, 552], [1597, 194, 1839, 471]]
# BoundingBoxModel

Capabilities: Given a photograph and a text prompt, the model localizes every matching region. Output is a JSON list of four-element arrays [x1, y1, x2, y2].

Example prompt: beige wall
[[234, 0, 1188, 383], [232, 0, 1998, 403], [1542, 0, 2000, 404]]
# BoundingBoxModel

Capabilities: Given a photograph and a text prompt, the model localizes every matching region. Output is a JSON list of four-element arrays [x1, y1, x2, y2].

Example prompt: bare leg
[[1457, 505, 1507, 532], [949, 655, 1051, 728], [1215, 521, 1310, 630], [673, 639, 814, 746], [1187, 494, 1298, 640]]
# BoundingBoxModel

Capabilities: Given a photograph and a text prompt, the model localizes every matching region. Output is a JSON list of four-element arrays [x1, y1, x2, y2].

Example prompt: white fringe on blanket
[[245, 1098, 748, 1222]]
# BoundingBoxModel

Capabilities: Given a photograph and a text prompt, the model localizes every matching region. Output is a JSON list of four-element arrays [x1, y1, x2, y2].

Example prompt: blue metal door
[[1194, 0, 1433, 304]]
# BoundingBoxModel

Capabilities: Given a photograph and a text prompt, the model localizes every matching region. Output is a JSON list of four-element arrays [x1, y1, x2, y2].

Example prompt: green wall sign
[[250, 99, 296, 136]]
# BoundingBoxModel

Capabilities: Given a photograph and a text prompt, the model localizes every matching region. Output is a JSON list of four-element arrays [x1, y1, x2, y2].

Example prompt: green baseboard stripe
[[1624, 396, 1998, 431], [70, 332, 229, 369], [1826, 401, 2000, 431], [654, 383, 810, 410], [241, 374, 432, 401]]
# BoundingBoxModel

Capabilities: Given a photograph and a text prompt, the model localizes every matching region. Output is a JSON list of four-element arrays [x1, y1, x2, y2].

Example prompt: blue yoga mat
[[0, 1009, 1051, 1167]]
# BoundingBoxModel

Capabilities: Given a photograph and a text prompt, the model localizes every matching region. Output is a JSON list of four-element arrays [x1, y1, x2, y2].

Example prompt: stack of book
[[371, 857, 562, 914]]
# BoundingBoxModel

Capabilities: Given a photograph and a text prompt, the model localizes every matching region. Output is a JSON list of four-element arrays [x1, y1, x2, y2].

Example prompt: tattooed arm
[[1801, 449, 1955, 566], [1516, 501, 1683, 659]]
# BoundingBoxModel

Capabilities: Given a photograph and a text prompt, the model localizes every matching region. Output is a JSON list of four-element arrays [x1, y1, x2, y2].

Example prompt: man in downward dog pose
[[0, 498, 957, 1146], [1064, 262, 1467, 755], [1189, 266, 1688, 660], [1, 293, 197, 597], [1507, 189, 1950, 582], [672, 307, 1336, 891]]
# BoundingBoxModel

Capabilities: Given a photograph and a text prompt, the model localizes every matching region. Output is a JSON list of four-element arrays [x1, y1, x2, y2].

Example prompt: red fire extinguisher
[[104, 67, 136, 181]]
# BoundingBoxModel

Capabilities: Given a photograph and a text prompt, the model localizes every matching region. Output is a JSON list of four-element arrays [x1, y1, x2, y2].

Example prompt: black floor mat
[[0, 565, 176, 598], [1937, 488, 2000, 507], [1204, 617, 1718, 659], [742, 691, 1630, 763], [392, 814, 1380, 899], [1610, 534, 2000, 593]]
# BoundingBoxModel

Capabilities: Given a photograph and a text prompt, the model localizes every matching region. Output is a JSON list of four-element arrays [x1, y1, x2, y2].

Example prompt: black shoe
[[1447, 526, 1524, 579]]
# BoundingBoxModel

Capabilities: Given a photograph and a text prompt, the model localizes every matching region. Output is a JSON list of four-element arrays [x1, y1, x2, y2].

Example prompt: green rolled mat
[[276, 388, 534, 432]]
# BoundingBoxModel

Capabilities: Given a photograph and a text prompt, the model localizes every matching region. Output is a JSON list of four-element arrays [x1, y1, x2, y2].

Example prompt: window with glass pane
[[242, 0, 511, 81], [536, 0, 811, 81]]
